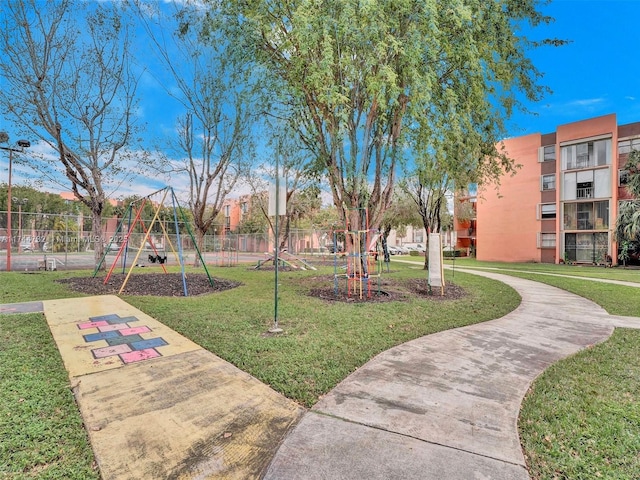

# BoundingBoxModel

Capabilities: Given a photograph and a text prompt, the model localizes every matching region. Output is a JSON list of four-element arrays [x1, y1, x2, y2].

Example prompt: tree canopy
[[210, 0, 557, 236], [615, 150, 640, 256], [133, 0, 258, 266], [0, 0, 145, 267]]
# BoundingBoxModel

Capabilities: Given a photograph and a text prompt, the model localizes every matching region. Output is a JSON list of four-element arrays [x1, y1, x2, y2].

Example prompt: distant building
[[221, 194, 252, 233], [59, 191, 119, 207], [475, 113, 638, 264]]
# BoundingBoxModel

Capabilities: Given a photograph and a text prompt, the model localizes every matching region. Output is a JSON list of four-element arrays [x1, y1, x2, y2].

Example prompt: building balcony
[[576, 186, 593, 198]]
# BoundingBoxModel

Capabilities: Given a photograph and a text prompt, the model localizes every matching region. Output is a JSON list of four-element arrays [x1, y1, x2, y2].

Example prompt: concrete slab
[[610, 315, 640, 329], [75, 349, 303, 479], [264, 413, 529, 480], [0, 300, 43, 314]]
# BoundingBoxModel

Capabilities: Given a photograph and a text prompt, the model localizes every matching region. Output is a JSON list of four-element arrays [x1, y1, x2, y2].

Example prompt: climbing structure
[[94, 187, 213, 296], [333, 208, 383, 299]]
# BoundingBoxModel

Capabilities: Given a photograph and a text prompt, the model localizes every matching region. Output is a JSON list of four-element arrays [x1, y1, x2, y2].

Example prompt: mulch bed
[[301, 275, 467, 303], [57, 273, 241, 297], [56, 270, 466, 302]]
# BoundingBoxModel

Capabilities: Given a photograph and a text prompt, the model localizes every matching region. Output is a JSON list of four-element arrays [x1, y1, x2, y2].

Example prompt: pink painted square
[[119, 326, 151, 336], [120, 348, 160, 363], [78, 321, 109, 330], [97, 324, 129, 332], [92, 344, 132, 359]]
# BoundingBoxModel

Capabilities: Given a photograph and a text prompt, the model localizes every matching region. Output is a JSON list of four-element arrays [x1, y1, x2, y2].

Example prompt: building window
[[564, 232, 608, 263], [618, 138, 640, 155], [544, 145, 556, 161], [540, 203, 557, 219], [563, 201, 609, 230], [224, 205, 230, 217], [539, 145, 556, 162], [538, 233, 556, 248], [541, 174, 556, 191], [241, 202, 248, 214], [562, 138, 611, 170], [562, 169, 611, 201]]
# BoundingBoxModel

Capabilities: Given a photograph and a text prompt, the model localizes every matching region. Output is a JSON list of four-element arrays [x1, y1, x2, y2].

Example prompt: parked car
[[405, 244, 425, 254], [387, 245, 400, 255], [395, 246, 410, 255]]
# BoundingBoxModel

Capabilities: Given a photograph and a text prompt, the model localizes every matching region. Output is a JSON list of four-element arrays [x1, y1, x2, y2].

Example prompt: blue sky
[[3, 0, 640, 198], [506, 0, 640, 136]]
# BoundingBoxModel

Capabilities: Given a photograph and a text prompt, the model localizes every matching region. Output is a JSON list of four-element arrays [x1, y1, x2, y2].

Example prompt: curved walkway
[[264, 269, 640, 480]]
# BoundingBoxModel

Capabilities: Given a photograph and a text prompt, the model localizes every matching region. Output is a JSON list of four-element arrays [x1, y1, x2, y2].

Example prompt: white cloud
[[566, 97, 606, 108]]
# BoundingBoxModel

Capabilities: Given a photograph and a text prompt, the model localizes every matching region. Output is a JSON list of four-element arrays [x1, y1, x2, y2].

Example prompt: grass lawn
[[124, 264, 520, 407], [0, 313, 99, 479], [1, 258, 640, 478], [443, 257, 640, 317], [520, 328, 640, 479], [445, 257, 640, 283]]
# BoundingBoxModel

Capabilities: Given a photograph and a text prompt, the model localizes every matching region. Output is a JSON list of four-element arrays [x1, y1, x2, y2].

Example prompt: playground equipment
[[210, 236, 238, 267], [333, 208, 383, 299], [94, 187, 214, 296], [255, 250, 317, 270]]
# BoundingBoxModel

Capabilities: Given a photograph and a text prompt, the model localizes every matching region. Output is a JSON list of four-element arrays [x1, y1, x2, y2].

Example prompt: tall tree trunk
[[92, 209, 105, 270], [193, 229, 205, 267]]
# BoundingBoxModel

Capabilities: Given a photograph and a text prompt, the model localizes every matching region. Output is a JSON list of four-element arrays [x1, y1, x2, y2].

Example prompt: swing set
[[93, 187, 214, 296]]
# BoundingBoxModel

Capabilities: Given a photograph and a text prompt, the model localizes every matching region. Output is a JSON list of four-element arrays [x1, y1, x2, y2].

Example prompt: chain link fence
[[1, 211, 337, 261]]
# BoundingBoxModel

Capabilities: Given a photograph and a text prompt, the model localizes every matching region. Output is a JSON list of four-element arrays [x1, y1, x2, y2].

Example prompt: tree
[[212, 0, 557, 250], [379, 190, 422, 254], [615, 149, 640, 265], [242, 134, 319, 251], [401, 167, 451, 269], [133, 1, 256, 266], [236, 194, 269, 235], [0, 0, 145, 268]]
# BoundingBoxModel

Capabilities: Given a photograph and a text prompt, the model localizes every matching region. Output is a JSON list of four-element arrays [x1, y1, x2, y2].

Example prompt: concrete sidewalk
[[264, 269, 640, 479], [41, 295, 304, 479]]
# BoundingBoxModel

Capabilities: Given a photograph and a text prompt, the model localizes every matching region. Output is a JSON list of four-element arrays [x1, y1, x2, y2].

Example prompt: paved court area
[[42, 295, 304, 480]]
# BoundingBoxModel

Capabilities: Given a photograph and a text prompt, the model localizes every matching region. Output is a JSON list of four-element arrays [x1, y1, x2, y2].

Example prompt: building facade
[[476, 114, 639, 264]]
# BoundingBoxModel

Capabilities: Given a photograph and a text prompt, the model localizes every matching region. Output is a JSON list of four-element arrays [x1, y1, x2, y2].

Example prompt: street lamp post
[[1, 132, 31, 272], [13, 197, 28, 252]]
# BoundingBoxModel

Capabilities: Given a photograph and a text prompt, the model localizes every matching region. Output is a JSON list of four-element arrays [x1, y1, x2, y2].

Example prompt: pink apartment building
[[476, 114, 639, 264]]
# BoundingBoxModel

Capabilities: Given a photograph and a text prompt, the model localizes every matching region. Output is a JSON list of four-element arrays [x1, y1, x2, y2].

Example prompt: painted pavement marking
[[78, 314, 166, 365]]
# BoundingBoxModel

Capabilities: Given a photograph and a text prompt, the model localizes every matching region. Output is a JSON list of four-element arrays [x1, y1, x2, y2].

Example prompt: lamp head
[[0, 132, 8, 143], [17, 139, 30, 148]]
